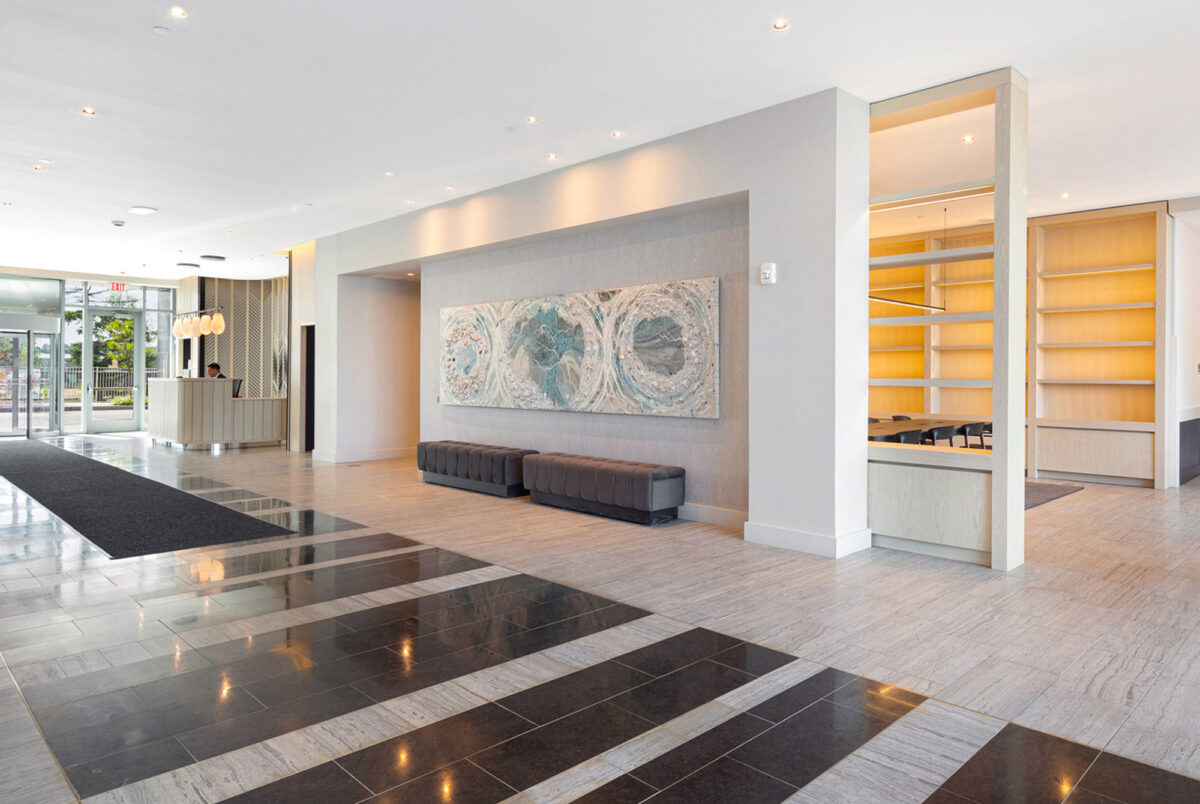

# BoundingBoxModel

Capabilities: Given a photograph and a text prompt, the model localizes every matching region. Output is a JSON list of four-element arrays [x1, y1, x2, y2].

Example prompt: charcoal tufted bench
[[523, 453, 685, 525], [417, 441, 539, 497]]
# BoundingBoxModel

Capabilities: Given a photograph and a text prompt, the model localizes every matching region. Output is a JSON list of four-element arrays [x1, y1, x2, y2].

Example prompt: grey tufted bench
[[522, 452, 685, 525], [417, 441, 539, 497]]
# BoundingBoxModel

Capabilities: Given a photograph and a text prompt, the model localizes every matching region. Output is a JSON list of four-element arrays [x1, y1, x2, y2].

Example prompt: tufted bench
[[417, 441, 539, 497], [523, 453, 685, 525]]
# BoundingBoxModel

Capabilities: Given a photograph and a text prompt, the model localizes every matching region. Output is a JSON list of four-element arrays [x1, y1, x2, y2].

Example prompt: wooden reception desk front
[[148, 378, 285, 448]]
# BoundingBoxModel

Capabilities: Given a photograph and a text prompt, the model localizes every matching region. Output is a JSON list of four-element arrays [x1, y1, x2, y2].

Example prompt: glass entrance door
[[31, 332, 60, 435], [83, 309, 144, 432], [0, 331, 29, 438]]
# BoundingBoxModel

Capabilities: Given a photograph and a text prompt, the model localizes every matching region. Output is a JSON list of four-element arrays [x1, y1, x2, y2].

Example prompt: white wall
[[1175, 212, 1200, 420], [288, 241, 316, 451], [313, 275, 420, 462], [311, 86, 870, 556], [421, 203, 749, 523]]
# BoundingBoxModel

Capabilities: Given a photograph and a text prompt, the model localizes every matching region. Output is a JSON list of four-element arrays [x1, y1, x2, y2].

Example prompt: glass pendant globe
[[172, 320, 183, 338], [199, 314, 213, 336], [211, 311, 226, 335]]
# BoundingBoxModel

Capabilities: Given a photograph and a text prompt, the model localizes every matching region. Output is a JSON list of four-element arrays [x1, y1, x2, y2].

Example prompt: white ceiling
[[2, 0, 1199, 281]]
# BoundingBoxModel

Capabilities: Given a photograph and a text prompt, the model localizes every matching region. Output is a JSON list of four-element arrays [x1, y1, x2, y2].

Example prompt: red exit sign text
[[110, 282, 126, 292]]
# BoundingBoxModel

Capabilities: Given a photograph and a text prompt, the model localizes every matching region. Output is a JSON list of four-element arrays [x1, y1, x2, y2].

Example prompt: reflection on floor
[[0, 435, 1198, 802]]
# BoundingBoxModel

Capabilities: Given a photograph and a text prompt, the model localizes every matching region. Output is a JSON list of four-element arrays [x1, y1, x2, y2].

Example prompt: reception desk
[[148, 378, 285, 448]]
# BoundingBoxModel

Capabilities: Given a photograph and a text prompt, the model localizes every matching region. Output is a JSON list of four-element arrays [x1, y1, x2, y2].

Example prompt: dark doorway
[[302, 325, 315, 452]]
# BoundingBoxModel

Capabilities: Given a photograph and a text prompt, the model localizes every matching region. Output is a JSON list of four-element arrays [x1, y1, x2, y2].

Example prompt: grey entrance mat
[[0, 439, 291, 558], [1025, 480, 1084, 510]]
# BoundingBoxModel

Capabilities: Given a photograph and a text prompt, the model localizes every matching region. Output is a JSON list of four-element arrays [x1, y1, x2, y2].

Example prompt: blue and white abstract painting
[[439, 277, 719, 418]]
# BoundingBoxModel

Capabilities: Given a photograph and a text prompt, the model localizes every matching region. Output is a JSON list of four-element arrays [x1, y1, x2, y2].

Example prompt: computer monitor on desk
[[232, 379, 243, 398]]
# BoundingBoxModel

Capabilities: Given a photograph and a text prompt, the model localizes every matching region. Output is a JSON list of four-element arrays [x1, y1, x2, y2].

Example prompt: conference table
[[868, 417, 992, 443]]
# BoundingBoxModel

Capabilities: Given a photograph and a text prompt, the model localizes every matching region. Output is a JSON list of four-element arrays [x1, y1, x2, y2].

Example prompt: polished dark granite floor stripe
[[1075, 751, 1200, 803], [177, 684, 375, 760], [487, 603, 651, 659], [574, 773, 658, 803], [45, 685, 264, 766], [334, 703, 534, 793], [191, 487, 264, 503], [64, 735, 195, 799], [608, 659, 756, 725], [933, 723, 1099, 804], [360, 759, 516, 803], [173, 530, 421, 584], [648, 756, 796, 803], [220, 761, 372, 804], [612, 627, 742, 677], [255, 509, 366, 536], [473, 702, 657, 792], [497, 659, 655, 725], [729, 669, 926, 790], [630, 711, 773, 791], [223, 497, 292, 513]]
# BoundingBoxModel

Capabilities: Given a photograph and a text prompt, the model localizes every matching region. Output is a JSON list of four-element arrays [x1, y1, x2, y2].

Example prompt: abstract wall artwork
[[439, 277, 719, 418]]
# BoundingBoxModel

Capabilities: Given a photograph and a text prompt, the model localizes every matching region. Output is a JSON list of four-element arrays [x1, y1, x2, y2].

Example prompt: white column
[[991, 79, 1029, 571], [743, 89, 872, 558]]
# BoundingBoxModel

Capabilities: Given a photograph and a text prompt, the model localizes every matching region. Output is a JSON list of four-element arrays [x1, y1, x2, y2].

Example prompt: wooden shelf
[[869, 281, 926, 291], [1038, 341, 1154, 349], [869, 177, 995, 209], [1031, 418, 1155, 432], [870, 378, 993, 388], [869, 346, 923, 352], [870, 311, 993, 326], [1037, 262, 1154, 279], [1037, 379, 1153, 386], [937, 277, 994, 287], [870, 245, 995, 271], [932, 344, 992, 351], [1037, 302, 1155, 314]]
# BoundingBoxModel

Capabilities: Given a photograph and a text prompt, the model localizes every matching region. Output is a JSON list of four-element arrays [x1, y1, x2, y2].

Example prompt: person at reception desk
[[206, 363, 226, 378]]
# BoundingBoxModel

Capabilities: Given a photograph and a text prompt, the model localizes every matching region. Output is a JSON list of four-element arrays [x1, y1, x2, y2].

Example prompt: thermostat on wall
[[759, 262, 777, 285]]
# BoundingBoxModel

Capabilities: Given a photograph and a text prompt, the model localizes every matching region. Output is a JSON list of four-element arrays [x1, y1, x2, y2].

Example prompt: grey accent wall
[[420, 203, 749, 516], [202, 277, 288, 399]]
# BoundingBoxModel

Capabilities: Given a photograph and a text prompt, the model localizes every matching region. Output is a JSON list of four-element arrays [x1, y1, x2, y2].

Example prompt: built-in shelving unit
[[1027, 203, 1169, 487]]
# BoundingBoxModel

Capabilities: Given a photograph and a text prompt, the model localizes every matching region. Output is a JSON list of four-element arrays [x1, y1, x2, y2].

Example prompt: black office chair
[[895, 428, 923, 444], [956, 422, 987, 449], [892, 415, 912, 421], [876, 433, 900, 443], [922, 425, 957, 447], [868, 417, 880, 424]]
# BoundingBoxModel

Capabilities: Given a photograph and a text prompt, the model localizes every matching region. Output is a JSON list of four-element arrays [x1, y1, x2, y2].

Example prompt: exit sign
[[110, 282, 126, 292]]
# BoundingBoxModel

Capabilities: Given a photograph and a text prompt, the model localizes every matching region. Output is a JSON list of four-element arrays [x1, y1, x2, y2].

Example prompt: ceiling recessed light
[[961, 134, 975, 144], [128, 205, 158, 215], [32, 164, 43, 172], [176, 262, 199, 268], [444, 185, 455, 192], [772, 19, 789, 31], [153, 25, 171, 35], [81, 107, 96, 117], [169, 6, 187, 18], [611, 130, 625, 139], [1061, 192, 1070, 199], [526, 116, 538, 124], [547, 153, 558, 161], [384, 171, 394, 177], [405, 199, 414, 205]]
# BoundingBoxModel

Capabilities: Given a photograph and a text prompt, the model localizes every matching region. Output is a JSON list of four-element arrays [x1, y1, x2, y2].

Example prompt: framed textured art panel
[[439, 277, 719, 418]]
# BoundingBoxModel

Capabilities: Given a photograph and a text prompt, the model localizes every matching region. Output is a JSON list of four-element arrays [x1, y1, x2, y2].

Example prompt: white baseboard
[[743, 521, 872, 558], [312, 446, 416, 463], [677, 503, 748, 529]]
